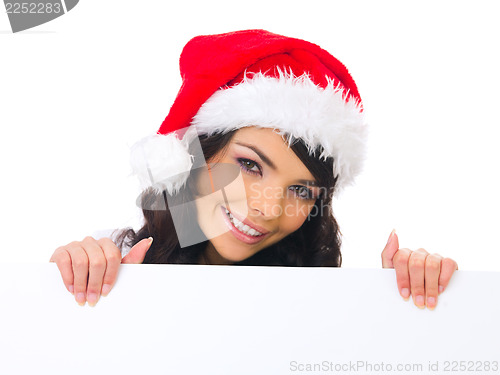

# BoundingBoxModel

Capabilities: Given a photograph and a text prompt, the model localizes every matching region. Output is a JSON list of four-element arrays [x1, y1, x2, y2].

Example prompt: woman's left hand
[[381, 230, 458, 310]]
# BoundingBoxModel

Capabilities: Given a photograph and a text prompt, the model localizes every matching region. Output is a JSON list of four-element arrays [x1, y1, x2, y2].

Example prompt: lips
[[224, 207, 270, 234], [220, 206, 271, 244]]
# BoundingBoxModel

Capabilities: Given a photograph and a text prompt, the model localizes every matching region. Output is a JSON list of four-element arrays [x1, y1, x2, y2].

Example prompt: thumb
[[381, 229, 399, 268], [121, 237, 153, 264]]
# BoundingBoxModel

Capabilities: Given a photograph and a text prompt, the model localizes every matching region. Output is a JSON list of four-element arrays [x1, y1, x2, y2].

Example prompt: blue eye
[[237, 158, 262, 176]]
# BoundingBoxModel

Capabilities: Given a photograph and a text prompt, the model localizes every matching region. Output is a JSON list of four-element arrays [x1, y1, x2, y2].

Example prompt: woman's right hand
[[49, 236, 153, 307]]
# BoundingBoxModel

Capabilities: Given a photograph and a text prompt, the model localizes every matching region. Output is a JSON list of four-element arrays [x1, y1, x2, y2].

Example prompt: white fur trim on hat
[[191, 71, 368, 194], [130, 72, 368, 196]]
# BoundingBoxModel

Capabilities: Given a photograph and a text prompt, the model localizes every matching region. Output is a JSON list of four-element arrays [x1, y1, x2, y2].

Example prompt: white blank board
[[0, 263, 498, 375]]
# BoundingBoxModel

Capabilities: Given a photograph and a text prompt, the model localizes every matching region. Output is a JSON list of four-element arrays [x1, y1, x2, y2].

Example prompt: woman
[[50, 29, 458, 309]]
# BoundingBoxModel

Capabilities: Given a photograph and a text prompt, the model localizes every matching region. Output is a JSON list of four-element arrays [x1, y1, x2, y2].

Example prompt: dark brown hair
[[116, 129, 342, 267]]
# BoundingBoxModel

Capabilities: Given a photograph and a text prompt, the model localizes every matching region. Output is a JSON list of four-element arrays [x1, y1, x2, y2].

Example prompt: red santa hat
[[131, 29, 368, 196]]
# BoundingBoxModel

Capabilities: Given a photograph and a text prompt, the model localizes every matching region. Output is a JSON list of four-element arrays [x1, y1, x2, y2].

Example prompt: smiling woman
[[114, 126, 340, 267], [49, 29, 458, 309]]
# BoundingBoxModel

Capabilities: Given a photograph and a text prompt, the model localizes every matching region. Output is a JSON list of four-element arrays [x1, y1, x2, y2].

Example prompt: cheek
[[279, 201, 315, 233], [193, 192, 227, 239], [194, 163, 249, 214], [222, 168, 250, 215]]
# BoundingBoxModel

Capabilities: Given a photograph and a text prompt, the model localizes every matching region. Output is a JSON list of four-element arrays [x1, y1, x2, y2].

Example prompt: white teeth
[[224, 208, 263, 237], [233, 216, 243, 227]]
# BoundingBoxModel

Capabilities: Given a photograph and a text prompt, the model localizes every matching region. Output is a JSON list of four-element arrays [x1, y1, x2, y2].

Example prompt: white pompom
[[130, 133, 193, 195]]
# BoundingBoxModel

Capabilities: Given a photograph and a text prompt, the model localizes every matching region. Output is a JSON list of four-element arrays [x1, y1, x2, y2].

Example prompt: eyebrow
[[234, 141, 318, 186], [235, 141, 277, 169]]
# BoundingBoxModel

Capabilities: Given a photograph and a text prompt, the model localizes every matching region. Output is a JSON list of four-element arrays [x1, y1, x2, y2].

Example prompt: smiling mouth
[[223, 207, 266, 237]]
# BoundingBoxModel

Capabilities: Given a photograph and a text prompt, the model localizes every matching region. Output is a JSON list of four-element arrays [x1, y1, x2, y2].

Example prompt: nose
[[248, 184, 285, 220]]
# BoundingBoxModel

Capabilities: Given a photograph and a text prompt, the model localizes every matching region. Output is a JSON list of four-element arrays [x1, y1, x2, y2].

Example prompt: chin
[[212, 239, 259, 262], [219, 248, 254, 262]]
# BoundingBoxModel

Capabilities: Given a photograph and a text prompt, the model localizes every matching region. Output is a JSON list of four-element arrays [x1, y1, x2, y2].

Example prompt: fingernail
[[87, 293, 99, 307], [415, 295, 425, 308], [76, 292, 86, 306], [386, 229, 396, 245], [101, 284, 112, 297], [427, 296, 437, 310], [439, 285, 444, 294], [148, 237, 153, 246], [68, 285, 74, 294], [401, 288, 410, 300]]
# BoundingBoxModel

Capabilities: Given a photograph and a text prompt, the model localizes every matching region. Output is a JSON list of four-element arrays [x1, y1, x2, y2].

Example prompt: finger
[[121, 237, 153, 264], [392, 248, 412, 300], [65, 242, 90, 306], [408, 249, 429, 309], [81, 236, 107, 307], [381, 229, 399, 268], [438, 257, 459, 294], [50, 247, 75, 294], [424, 253, 443, 310], [97, 237, 123, 297]]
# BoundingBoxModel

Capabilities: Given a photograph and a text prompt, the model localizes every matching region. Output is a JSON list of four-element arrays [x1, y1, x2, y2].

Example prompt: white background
[[0, 0, 499, 270]]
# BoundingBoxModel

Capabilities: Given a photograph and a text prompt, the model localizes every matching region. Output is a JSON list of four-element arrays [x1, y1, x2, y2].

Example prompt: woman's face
[[194, 127, 323, 264]]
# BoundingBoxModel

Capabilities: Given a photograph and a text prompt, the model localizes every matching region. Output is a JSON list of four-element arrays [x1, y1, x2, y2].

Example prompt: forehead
[[229, 127, 315, 180], [232, 126, 287, 146]]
